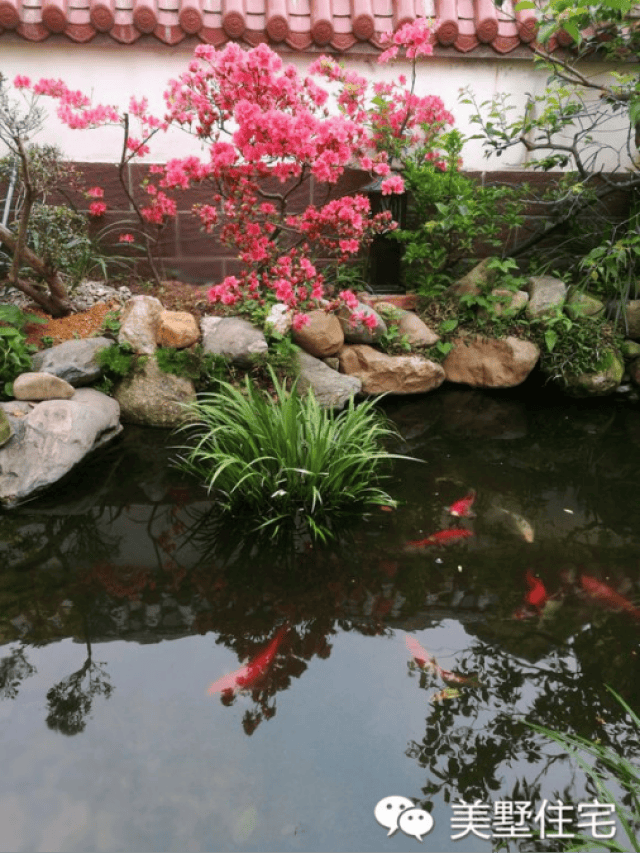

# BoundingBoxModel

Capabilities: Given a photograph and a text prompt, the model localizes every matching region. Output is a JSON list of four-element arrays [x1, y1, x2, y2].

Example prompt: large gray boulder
[[296, 352, 361, 409], [0, 389, 122, 507], [201, 316, 268, 366], [114, 355, 197, 428], [32, 337, 115, 386]]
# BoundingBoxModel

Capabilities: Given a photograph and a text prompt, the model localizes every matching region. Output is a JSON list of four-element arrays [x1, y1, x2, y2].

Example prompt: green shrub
[[176, 371, 408, 541], [393, 130, 524, 296], [156, 345, 228, 390], [94, 342, 136, 394], [0, 305, 44, 397]]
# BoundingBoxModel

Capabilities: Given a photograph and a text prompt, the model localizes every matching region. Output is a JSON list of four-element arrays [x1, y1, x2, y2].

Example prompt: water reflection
[[0, 386, 639, 850]]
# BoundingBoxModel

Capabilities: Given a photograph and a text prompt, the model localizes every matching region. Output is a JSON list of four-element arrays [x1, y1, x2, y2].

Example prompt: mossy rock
[[564, 349, 624, 396], [0, 409, 12, 447], [565, 290, 604, 320], [620, 339, 640, 359]]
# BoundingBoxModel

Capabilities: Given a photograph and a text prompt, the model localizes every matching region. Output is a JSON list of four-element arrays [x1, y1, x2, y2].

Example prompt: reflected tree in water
[[45, 623, 113, 736], [0, 645, 35, 700]]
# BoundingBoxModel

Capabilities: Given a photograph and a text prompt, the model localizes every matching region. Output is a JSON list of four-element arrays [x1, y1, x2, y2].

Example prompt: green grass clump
[[176, 372, 407, 542]]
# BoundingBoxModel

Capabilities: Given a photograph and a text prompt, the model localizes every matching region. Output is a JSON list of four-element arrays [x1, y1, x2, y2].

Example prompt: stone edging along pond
[[1, 270, 640, 508]]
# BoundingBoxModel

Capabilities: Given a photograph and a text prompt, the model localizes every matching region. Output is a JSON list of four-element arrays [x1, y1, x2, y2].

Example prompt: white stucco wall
[[0, 37, 632, 172]]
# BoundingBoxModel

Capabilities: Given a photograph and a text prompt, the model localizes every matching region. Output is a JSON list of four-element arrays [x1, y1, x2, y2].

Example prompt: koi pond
[[1, 378, 639, 853]]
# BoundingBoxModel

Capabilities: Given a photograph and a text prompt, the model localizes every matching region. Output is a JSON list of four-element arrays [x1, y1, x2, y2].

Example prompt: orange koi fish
[[448, 491, 477, 518], [406, 529, 473, 548], [405, 635, 437, 670], [209, 626, 288, 696], [405, 635, 478, 683], [579, 575, 640, 620]]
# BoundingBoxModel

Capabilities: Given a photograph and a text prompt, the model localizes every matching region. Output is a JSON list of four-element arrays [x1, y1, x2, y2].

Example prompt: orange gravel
[[24, 302, 118, 348]]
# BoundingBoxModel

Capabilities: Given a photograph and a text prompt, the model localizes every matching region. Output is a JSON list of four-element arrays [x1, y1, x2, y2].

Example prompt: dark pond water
[[1, 377, 640, 853]]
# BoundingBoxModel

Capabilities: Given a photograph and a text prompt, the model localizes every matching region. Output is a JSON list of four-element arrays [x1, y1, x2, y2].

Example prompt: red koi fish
[[209, 626, 288, 696], [406, 529, 473, 548], [579, 575, 640, 620], [448, 491, 477, 518], [405, 635, 437, 671], [525, 570, 548, 611]]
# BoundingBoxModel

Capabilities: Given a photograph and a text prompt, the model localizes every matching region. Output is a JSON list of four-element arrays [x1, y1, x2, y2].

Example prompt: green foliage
[[378, 322, 412, 354], [393, 130, 523, 297], [176, 371, 409, 542], [155, 345, 229, 390], [24, 204, 93, 285], [0, 305, 42, 398], [323, 261, 368, 296], [94, 342, 135, 394], [579, 224, 640, 304], [527, 688, 640, 853], [532, 309, 621, 384], [250, 334, 301, 385], [100, 311, 122, 338]]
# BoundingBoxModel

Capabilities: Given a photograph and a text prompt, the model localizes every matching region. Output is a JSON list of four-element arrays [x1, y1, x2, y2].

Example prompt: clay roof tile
[[0, 0, 539, 52]]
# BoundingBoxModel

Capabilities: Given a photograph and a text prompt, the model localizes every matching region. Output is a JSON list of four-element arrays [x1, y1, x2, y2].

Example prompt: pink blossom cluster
[[9, 28, 451, 327], [378, 19, 434, 62]]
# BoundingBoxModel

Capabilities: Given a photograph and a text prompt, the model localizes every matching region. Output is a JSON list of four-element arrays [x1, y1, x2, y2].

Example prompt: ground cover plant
[[176, 372, 409, 542]]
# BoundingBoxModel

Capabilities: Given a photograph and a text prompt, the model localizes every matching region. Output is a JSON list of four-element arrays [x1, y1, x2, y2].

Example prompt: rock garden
[[1, 16, 640, 516]]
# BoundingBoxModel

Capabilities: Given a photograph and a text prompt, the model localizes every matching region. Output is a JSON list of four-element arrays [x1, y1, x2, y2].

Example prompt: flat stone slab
[[13, 372, 75, 401]]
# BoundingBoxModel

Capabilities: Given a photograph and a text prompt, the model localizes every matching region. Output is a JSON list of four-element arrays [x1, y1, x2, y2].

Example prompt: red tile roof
[[0, 0, 537, 54]]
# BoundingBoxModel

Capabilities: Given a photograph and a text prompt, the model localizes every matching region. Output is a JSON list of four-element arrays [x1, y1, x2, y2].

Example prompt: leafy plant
[[100, 311, 122, 338], [0, 304, 44, 397], [527, 688, 640, 853], [250, 335, 301, 385], [155, 345, 228, 390], [392, 130, 524, 296], [94, 342, 136, 394], [379, 322, 412, 354], [533, 310, 621, 385], [175, 370, 411, 542]]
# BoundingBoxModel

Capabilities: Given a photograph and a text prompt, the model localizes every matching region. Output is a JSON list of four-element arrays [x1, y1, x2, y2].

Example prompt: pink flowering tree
[[156, 41, 405, 327], [311, 20, 455, 190], [3, 27, 454, 322]]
